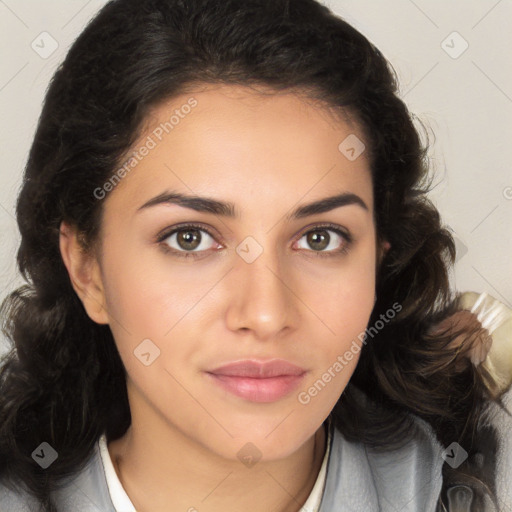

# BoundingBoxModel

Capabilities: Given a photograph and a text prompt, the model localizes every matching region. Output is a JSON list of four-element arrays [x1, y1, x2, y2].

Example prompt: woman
[[0, 0, 510, 510]]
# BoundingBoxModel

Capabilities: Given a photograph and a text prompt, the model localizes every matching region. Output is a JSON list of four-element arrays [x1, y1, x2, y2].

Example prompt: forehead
[[104, 83, 373, 217]]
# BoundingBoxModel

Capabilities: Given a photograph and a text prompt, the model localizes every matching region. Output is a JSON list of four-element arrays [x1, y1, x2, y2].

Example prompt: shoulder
[[483, 385, 512, 509], [364, 415, 444, 511], [319, 415, 443, 512], [0, 439, 116, 512], [0, 480, 40, 512]]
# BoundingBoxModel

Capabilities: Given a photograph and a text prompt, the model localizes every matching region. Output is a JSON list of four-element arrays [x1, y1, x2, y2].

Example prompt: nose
[[224, 244, 300, 341]]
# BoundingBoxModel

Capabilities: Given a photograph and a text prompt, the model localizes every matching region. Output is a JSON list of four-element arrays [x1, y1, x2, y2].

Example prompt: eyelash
[[155, 222, 353, 260]]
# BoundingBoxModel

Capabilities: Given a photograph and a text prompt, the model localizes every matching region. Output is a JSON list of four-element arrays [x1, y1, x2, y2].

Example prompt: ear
[[59, 221, 109, 325]]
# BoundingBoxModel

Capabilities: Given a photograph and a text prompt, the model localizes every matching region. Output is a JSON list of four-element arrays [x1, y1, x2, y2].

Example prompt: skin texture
[[59, 84, 387, 511]]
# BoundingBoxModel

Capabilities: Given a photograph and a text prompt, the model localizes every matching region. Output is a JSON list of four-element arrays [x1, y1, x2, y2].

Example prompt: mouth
[[205, 359, 307, 403]]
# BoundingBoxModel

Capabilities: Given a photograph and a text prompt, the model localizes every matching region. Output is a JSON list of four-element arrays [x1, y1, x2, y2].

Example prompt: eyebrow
[[137, 190, 368, 220]]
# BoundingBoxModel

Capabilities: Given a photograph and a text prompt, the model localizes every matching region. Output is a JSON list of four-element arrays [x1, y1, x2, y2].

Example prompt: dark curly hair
[[0, 0, 504, 510]]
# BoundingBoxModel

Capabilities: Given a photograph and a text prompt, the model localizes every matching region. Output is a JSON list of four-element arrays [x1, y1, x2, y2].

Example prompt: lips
[[209, 360, 306, 378], [205, 359, 307, 403]]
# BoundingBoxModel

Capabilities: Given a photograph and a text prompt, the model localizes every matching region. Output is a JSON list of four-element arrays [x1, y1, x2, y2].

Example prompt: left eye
[[295, 227, 348, 253]]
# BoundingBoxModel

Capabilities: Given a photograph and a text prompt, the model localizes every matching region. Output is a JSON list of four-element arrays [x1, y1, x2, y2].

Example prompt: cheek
[[296, 283, 373, 419], [303, 277, 373, 379], [297, 243, 376, 398], [101, 245, 208, 338], [306, 243, 377, 344], [313, 275, 375, 331], [99, 244, 220, 393]]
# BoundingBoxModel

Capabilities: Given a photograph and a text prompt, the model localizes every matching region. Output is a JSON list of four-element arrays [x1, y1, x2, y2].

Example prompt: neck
[[110, 421, 327, 512]]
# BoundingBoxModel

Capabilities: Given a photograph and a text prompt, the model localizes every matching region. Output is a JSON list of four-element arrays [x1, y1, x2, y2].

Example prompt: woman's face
[[71, 84, 379, 461]]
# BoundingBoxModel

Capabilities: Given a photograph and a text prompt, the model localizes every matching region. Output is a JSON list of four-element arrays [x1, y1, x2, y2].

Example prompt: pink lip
[[205, 359, 307, 403]]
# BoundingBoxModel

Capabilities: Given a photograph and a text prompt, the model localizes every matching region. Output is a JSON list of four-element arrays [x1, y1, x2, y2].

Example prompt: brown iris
[[307, 230, 330, 251], [177, 229, 202, 251]]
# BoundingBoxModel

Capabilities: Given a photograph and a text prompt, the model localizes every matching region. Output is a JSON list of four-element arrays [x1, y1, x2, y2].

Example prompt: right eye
[[156, 223, 222, 259]]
